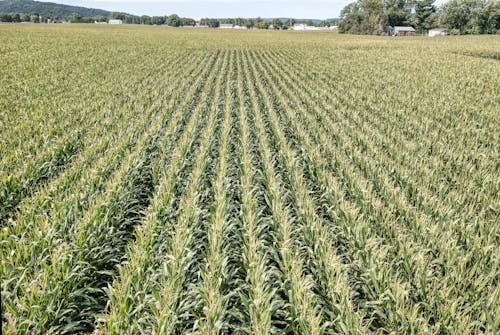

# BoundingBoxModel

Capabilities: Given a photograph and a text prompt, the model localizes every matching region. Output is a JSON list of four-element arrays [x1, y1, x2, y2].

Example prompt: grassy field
[[1, 24, 499, 334]]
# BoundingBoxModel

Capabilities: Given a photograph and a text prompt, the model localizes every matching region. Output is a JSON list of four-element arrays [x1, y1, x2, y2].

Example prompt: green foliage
[[340, 0, 498, 34], [440, 0, 500, 34], [413, 0, 437, 32], [272, 18, 283, 29], [339, 0, 388, 34], [255, 17, 270, 29]]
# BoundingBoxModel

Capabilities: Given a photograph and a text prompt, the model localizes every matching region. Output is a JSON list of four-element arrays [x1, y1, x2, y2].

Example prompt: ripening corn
[[1, 24, 498, 335]]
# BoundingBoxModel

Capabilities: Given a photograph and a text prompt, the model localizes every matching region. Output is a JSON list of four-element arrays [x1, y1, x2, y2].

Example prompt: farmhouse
[[108, 19, 123, 25], [393, 26, 416, 36], [428, 28, 449, 37]]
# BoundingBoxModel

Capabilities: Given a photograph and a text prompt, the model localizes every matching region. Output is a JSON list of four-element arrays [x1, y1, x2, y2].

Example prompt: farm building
[[429, 28, 449, 37], [293, 24, 319, 31], [108, 19, 123, 25], [220, 24, 233, 29], [393, 26, 416, 36]]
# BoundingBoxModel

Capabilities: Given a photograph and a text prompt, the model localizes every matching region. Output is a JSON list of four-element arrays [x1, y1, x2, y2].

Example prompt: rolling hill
[[0, 0, 110, 19]]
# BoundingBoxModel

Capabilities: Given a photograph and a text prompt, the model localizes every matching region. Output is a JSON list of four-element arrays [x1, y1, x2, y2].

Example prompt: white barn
[[429, 28, 449, 37], [293, 24, 319, 31], [109, 19, 123, 25]]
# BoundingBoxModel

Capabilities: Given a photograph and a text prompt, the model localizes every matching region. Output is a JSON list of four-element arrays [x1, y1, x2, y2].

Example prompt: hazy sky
[[49, 0, 448, 20], [48, 0, 362, 19]]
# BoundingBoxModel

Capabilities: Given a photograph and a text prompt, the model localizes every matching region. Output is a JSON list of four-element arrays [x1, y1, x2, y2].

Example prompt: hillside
[[0, 0, 110, 18]]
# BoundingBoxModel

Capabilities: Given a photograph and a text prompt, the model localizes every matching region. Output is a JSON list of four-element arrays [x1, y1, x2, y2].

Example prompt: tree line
[[0, 11, 196, 25], [340, 0, 500, 34], [199, 17, 337, 29], [0, 12, 338, 29]]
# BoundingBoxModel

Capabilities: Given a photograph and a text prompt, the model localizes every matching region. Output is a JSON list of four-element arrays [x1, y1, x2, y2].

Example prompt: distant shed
[[393, 26, 416, 36], [429, 28, 449, 37], [109, 19, 123, 25], [220, 24, 233, 29]]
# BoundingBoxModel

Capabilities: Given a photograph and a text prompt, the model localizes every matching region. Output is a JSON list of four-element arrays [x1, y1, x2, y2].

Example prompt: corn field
[[1, 24, 499, 335]]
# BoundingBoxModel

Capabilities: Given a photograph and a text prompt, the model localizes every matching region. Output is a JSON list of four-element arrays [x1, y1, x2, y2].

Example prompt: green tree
[[413, 0, 437, 32], [140, 15, 151, 25], [339, 2, 363, 33], [0, 13, 13, 22], [30, 12, 39, 23], [384, 0, 412, 27], [484, 0, 500, 33], [167, 14, 180, 27], [439, 0, 496, 34], [180, 17, 195, 26], [340, 0, 386, 34], [272, 18, 283, 29], [363, 0, 385, 34], [110, 12, 126, 20], [69, 11, 81, 23], [245, 18, 255, 29], [255, 17, 270, 29]]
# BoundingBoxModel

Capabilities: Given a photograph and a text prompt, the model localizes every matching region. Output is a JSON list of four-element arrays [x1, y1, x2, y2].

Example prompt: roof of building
[[429, 27, 448, 32], [394, 26, 416, 32]]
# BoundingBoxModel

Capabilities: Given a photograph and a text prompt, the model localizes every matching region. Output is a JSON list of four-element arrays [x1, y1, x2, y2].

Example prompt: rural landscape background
[[1, 0, 499, 334]]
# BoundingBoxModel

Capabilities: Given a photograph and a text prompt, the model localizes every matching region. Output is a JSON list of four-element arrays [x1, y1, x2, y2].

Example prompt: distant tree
[[150, 16, 164, 25], [272, 18, 283, 29], [339, 2, 363, 33], [282, 18, 295, 29], [360, 0, 385, 33], [338, 0, 500, 35], [384, 0, 412, 27], [439, 0, 498, 34], [30, 12, 39, 23], [340, 0, 385, 34], [93, 15, 107, 23], [245, 18, 255, 29], [140, 15, 150, 25], [69, 11, 81, 22], [200, 18, 219, 27], [110, 12, 126, 20], [235, 17, 245, 26], [484, 0, 500, 33], [180, 17, 195, 26], [255, 17, 270, 29], [0, 13, 13, 22], [413, 0, 437, 32], [167, 14, 180, 26]]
